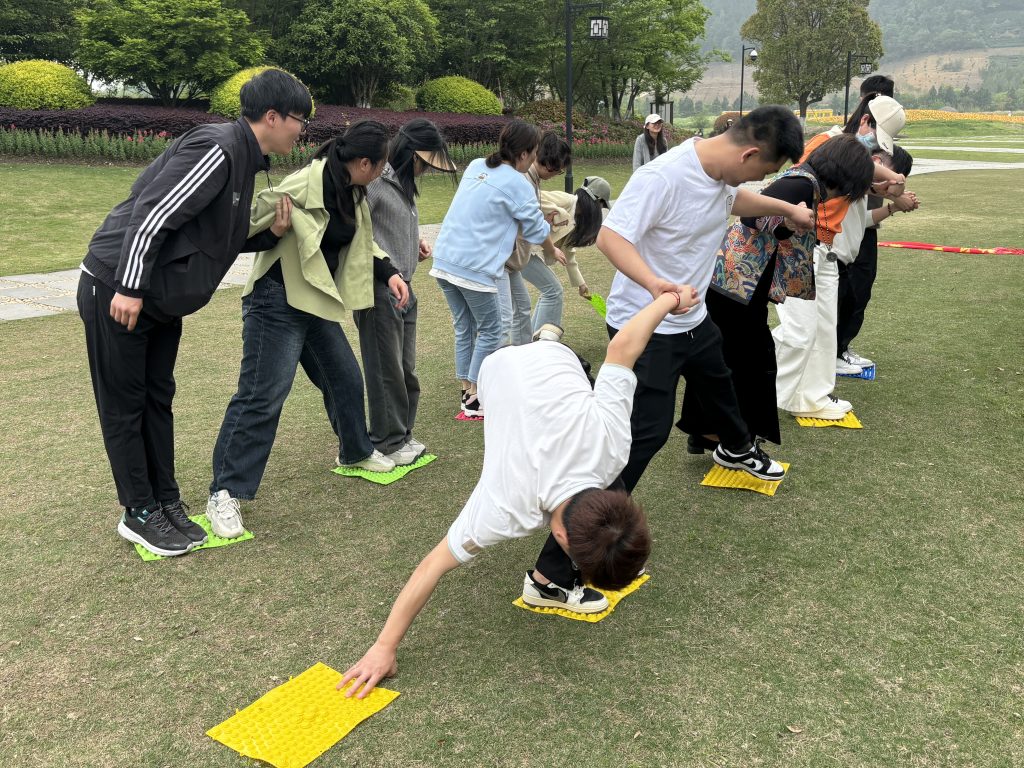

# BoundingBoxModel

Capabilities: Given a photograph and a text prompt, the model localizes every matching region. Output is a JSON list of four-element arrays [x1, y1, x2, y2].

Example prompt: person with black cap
[[354, 119, 457, 465]]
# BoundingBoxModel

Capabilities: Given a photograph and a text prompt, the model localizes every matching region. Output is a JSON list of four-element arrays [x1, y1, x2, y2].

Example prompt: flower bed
[[806, 108, 1024, 125]]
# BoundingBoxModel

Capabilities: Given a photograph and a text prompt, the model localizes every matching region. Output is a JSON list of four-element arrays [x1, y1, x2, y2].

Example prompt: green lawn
[[900, 150, 1024, 164], [1, 169, 1023, 766], [0, 159, 634, 277], [899, 120, 1024, 138]]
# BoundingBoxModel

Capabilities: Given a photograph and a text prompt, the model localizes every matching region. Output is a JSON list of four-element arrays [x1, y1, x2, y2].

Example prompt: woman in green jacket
[[206, 120, 409, 538]]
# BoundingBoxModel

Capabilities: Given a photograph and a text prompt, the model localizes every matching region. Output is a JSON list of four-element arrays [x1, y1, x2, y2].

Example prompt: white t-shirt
[[604, 138, 738, 334], [446, 342, 637, 563]]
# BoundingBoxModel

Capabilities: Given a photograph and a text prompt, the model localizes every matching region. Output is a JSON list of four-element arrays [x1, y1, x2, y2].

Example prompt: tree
[[740, 0, 883, 119], [546, 0, 713, 118], [76, 0, 263, 105], [275, 0, 437, 107], [427, 0, 553, 108], [0, 0, 83, 64]]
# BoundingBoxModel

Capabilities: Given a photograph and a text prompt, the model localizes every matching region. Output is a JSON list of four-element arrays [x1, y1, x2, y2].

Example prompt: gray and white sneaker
[[338, 449, 396, 473], [836, 353, 863, 375], [386, 442, 425, 466], [406, 437, 426, 455], [521, 571, 609, 614], [843, 349, 874, 368], [206, 490, 245, 539]]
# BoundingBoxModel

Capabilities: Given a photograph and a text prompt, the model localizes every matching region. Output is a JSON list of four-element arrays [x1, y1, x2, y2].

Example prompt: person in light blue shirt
[[429, 119, 563, 417]]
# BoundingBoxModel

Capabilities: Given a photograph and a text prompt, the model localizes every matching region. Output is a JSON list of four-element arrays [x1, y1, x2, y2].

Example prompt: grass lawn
[[0, 160, 633, 277], [899, 120, 1024, 139], [1, 168, 1023, 766]]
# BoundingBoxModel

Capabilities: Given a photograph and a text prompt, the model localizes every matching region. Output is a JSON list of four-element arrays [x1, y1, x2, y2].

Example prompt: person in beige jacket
[[206, 121, 409, 538]]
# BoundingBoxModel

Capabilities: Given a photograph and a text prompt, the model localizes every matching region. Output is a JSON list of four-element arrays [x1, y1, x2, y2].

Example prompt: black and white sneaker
[[160, 499, 208, 547], [117, 506, 192, 557], [713, 439, 786, 481], [521, 571, 609, 614], [463, 393, 483, 418]]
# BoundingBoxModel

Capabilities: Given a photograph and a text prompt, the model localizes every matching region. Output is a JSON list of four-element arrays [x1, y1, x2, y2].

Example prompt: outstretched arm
[[732, 188, 814, 233], [605, 291, 694, 369], [338, 538, 460, 698]]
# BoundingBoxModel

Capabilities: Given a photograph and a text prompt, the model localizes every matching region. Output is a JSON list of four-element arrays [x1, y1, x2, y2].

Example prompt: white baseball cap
[[644, 113, 663, 125], [867, 96, 905, 154]]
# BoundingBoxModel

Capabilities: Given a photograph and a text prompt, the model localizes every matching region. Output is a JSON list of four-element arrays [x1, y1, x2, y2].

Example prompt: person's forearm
[[597, 227, 660, 295], [374, 539, 459, 652], [730, 187, 801, 219], [605, 292, 680, 368], [540, 235, 558, 260]]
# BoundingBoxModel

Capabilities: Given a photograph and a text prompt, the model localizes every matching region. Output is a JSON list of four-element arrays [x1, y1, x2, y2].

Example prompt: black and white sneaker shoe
[[117, 506, 192, 557], [160, 499, 208, 547], [521, 571, 609, 614], [713, 439, 786, 481], [463, 393, 483, 418]]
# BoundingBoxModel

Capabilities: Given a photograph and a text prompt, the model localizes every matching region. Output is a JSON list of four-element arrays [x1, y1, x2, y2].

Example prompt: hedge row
[[0, 103, 510, 145]]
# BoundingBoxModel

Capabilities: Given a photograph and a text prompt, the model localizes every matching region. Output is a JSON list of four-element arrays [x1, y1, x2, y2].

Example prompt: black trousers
[[611, 315, 750, 493], [837, 228, 878, 355], [78, 272, 182, 510]]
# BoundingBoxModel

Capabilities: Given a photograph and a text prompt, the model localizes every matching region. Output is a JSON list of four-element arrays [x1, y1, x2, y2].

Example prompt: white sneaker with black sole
[[793, 394, 852, 421], [521, 571, 609, 614], [713, 440, 786, 481]]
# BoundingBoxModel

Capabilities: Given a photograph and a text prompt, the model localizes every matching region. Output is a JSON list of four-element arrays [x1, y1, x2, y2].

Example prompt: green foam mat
[[586, 292, 607, 318], [135, 514, 253, 561], [332, 453, 437, 485]]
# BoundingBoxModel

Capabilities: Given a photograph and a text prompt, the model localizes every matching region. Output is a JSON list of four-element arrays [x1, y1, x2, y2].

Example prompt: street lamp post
[[739, 45, 757, 116], [564, 3, 608, 192], [844, 52, 874, 123]]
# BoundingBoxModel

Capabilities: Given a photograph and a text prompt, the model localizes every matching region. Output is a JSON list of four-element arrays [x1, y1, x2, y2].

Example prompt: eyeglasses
[[282, 113, 310, 132]]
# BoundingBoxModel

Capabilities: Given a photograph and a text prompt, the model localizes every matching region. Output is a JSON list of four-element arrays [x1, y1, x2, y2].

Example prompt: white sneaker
[[521, 572, 609, 614], [844, 349, 874, 368], [386, 442, 424, 466], [794, 395, 852, 421], [407, 437, 426, 455], [836, 354, 863, 375], [206, 490, 244, 539], [338, 449, 395, 473]]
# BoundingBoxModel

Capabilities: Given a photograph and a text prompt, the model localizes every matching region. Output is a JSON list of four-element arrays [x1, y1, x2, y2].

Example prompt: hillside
[[699, 0, 1024, 62]]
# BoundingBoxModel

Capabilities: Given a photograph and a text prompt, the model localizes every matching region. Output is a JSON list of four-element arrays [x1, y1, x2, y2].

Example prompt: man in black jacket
[[77, 69, 312, 557]]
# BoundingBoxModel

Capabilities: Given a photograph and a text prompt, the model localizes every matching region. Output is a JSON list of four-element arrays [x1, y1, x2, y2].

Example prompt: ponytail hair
[[843, 92, 881, 135], [389, 118, 455, 204], [485, 119, 541, 168], [311, 119, 389, 226], [565, 190, 604, 248]]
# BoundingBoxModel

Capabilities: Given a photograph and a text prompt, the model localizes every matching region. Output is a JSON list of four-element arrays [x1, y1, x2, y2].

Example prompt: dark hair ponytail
[[485, 119, 541, 169], [389, 118, 455, 204], [565, 190, 603, 248], [311, 119, 389, 226], [843, 93, 880, 135]]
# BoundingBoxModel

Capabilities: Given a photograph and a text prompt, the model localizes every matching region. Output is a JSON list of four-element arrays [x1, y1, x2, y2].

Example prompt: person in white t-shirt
[[597, 106, 816, 490], [337, 289, 697, 699]]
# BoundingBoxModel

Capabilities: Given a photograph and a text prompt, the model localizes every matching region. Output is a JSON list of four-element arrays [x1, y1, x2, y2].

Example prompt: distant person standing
[[633, 114, 667, 171]]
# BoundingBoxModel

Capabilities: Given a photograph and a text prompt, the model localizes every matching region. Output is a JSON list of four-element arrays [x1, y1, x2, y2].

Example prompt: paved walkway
[[3, 158, 1022, 322]]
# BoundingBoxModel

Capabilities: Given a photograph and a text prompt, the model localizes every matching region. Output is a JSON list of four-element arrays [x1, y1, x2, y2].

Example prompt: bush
[[0, 60, 95, 110], [372, 83, 417, 112], [515, 99, 585, 127], [209, 66, 314, 119], [416, 76, 502, 116]]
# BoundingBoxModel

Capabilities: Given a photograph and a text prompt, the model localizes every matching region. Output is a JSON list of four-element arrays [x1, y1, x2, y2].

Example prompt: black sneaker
[[713, 439, 786, 481], [463, 393, 483, 418], [117, 506, 192, 557], [521, 571, 609, 614], [160, 500, 208, 547]]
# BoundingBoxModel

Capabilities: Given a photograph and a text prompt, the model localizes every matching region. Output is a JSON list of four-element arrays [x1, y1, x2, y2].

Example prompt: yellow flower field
[[806, 108, 1024, 125]]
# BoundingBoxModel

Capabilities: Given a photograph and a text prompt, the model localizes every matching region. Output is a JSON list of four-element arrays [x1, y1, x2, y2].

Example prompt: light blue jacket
[[431, 158, 550, 287]]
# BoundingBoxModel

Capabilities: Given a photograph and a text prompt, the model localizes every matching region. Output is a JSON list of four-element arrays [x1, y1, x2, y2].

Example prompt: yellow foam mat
[[207, 662, 399, 768], [512, 573, 649, 622], [794, 411, 863, 429], [701, 462, 790, 496]]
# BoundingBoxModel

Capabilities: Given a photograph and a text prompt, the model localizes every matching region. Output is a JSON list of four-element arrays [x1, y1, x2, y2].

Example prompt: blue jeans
[[211, 275, 374, 499], [497, 270, 532, 346], [519, 254, 564, 333], [436, 277, 501, 384]]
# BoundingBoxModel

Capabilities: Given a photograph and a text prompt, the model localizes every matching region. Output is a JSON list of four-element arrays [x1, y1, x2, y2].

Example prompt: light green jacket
[[245, 158, 388, 321]]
